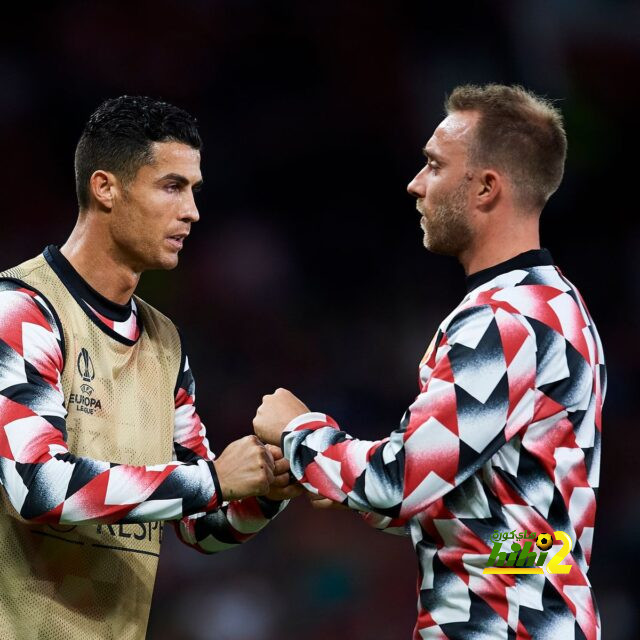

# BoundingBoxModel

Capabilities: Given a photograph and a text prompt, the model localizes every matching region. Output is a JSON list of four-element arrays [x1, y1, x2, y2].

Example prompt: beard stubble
[[419, 178, 474, 257]]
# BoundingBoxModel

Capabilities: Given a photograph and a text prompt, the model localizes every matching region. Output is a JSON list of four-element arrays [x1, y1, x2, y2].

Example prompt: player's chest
[[418, 327, 447, 385], [61, 324, 175, 466]]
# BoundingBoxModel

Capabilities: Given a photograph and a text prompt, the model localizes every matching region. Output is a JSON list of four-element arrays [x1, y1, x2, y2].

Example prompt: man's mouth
[[166, 233, 188, 250]]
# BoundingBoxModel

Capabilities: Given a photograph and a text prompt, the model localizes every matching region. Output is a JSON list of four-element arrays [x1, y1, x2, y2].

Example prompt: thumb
[[266, 444, 283, 460]]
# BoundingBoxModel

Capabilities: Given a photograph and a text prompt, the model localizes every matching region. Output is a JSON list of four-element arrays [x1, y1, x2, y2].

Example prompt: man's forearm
[[173, 496, 288, 554]]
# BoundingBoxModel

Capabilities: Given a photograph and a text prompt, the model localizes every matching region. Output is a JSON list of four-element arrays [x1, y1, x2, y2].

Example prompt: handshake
[[212, 388, 310, 503]]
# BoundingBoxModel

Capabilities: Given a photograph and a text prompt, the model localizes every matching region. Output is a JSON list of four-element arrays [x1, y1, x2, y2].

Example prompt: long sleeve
[[359, 511, 410, 536], [0, 282, 220, 524], [282, 303, 543, 521], [171, 353, 287, 554], [279, 266, 605, 639]]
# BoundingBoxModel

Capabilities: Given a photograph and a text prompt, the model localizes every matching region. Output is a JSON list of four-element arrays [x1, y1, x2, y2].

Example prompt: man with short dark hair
[[254, 84, 605, 639], [0, 96, 298, 640]]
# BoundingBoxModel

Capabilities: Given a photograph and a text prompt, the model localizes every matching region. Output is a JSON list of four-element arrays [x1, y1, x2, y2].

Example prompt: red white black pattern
[[84, 298, 141, 342], [0, 278, 284, 548], [283, 259, 605, 640]]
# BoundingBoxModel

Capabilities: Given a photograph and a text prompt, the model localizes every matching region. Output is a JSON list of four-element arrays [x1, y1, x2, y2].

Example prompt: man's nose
[[182, 193, 200, 223], [407, 171, 425, 198]]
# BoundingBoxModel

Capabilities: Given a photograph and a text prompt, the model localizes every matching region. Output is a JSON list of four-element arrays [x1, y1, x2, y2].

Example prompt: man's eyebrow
[[422, 147, 443, 163], [158, 173, 204, 189]]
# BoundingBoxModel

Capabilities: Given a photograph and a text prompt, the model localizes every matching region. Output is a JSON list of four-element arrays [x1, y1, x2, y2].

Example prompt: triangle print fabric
[[283, 262, 605, 640]]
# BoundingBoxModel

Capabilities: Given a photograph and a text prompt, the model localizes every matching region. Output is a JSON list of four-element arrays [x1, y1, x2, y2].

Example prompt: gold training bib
[[0, 253, 182, 640]]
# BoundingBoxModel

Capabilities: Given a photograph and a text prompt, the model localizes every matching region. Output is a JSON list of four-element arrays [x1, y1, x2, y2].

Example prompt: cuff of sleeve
[[255, 496, 288, 518], [283, 411, 339, 435], [205, 460, 223, 511], [280, 412, 339, 467]]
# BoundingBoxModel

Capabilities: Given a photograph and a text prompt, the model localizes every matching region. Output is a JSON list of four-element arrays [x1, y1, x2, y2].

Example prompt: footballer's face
[[407, 111, 478, 257], [110, 141, 202, 271]]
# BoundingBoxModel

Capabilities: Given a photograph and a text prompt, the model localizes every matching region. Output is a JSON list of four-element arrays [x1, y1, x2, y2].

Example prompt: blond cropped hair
[[446, 84, 567, 210]]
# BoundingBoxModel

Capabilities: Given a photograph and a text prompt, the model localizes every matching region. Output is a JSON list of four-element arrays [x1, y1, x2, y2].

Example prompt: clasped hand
[[254, 389, 347, 511], [213, 436, 301, 501], [212, 388, 309, 503]]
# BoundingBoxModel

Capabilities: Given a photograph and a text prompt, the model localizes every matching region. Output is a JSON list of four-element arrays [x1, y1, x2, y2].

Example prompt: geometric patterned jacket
[[282, 249, 605, 640], [0, 246, 285, 551]]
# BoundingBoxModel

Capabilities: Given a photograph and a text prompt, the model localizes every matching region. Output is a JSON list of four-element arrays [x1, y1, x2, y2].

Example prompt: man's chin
[[423, 235, 459, 258], [422, 232, 441, 253], [149, 252, 180, 271], [162, 255, 180, 270]]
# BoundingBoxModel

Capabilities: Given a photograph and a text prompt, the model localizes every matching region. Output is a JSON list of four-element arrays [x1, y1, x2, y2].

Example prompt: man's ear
[[88, 170, 118, 211], [475, 169, 502, 210]]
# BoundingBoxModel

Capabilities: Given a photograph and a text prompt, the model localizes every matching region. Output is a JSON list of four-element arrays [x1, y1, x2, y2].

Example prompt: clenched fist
[[264, 445, 304, 501], [213, 435, 275, 501], [253, 388, 310, 445]]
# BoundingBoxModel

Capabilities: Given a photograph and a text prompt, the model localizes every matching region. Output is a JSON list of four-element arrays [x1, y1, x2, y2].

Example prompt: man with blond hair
[[254, 85, 605, 639]]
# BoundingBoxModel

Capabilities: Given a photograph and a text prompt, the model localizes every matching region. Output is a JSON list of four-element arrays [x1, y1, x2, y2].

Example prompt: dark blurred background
[[2, 0, 638, 638]]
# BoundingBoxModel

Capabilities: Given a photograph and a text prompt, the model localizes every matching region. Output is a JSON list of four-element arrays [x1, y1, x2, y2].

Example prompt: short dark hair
[[74, 96, 202, 209], [446, 84, 567, 210]]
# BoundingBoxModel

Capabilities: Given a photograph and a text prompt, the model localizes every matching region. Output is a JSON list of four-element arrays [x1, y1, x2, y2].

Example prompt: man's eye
[[165, 183, 179, 192], [428, 161, 439, 172]]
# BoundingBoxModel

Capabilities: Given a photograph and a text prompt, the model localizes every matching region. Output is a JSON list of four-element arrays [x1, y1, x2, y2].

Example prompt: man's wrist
[[255, 495, 288, 516], [283, 411, 330, 434], [280, 411, 340, 463], [208, 459, 224, 507]]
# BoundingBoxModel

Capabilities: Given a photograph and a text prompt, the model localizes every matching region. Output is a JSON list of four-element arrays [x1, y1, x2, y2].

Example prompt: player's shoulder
[[132, 294, 181, 344], [472, 264, 565, 297], [0, 253, 51, 283], [0, 277, 63, 340], [461, 265, 592, 339], [0, 251, 61, 311], [132, 294, 177, 328], [465, 264, 579, 310], [0, 277, 57, 316], [443, 266, 562, 324]]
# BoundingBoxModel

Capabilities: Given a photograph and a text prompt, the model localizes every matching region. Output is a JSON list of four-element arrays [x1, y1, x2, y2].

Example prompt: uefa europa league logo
[[77, 348, 95, 395]]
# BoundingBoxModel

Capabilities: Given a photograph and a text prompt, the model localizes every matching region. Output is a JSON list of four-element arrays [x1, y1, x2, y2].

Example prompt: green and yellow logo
[[482, 530, 572, 575]]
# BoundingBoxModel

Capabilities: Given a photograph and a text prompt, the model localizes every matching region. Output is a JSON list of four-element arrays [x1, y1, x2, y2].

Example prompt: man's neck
[[60, 219, 140, 305], [462, 240, 541, 276], [460, 211, 541, 276]]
